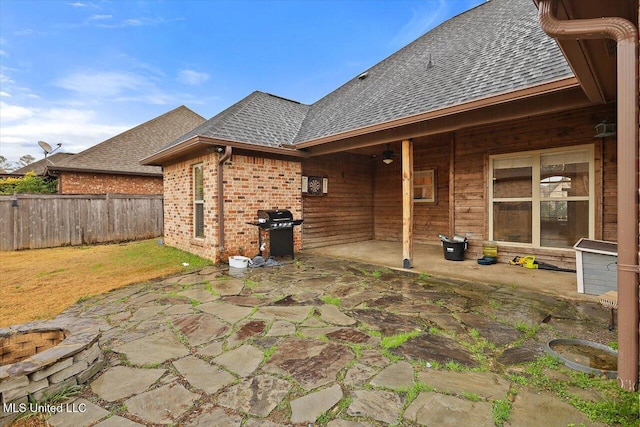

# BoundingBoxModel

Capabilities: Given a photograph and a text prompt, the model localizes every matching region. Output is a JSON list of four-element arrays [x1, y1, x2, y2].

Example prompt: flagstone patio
[[6, 254, 616, 426]]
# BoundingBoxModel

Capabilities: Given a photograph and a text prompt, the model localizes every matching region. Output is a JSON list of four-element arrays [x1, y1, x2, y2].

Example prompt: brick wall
[[163, 154, 217, 261], [163, 153, 302, 263], [59, 172, 163, 194]]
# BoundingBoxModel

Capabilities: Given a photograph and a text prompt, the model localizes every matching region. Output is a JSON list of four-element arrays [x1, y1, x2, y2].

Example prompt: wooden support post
[[402, 139, 413, 268]]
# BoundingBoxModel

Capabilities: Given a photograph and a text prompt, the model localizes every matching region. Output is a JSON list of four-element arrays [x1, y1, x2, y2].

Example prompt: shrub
[[0, 172, 57, 194]]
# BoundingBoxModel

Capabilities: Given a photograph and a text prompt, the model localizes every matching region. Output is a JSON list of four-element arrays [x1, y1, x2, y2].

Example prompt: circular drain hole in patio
[[546, 338, 617, 379]]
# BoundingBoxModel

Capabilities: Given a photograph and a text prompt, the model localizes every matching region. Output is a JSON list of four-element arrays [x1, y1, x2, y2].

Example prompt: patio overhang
[[290, 78, 588, 156]]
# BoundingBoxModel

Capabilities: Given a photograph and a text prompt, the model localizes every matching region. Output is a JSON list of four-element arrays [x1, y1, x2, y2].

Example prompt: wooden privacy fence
[[0, 194, 163, 251]]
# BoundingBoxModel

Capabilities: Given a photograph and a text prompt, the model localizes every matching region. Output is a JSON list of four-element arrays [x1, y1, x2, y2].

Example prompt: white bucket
[[228, 256, 251, 269]]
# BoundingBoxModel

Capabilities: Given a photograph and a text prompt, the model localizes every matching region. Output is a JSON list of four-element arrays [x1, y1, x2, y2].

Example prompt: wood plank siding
[[301, 153, 374, 249], [452, 103, 615, 267], [373, 135, 452, 244], [300, 103, 619, 270]]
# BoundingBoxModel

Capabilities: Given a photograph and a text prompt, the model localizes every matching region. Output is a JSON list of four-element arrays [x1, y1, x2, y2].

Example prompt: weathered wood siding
[[450, 103, 615, 267], [0, 194, 163, 251], [364, 105, 617, 268], [601, 137, 617, 242], [373, 135, 451, 244], [301, 153, 374, 249]]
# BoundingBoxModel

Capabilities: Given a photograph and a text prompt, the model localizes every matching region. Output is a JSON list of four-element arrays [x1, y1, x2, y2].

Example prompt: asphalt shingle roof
[[293, 0, 573, 143], [159, 0, 572, 155], [166, 91, 309, 150], [57, 106, 205, 175], [12, 152, 75, 175]]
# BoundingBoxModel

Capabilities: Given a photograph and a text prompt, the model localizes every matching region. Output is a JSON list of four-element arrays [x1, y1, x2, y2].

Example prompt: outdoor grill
[[248, 209, 303, 258]]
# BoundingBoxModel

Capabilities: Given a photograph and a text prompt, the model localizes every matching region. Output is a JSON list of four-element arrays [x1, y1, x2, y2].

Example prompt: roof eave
[[46, 165, 163, 177], [141, 135, 309, 166], [290, 77, 580, 149]]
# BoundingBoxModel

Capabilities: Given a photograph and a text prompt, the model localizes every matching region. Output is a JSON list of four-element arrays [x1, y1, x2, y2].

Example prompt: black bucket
[[442, 241, 467, 261]]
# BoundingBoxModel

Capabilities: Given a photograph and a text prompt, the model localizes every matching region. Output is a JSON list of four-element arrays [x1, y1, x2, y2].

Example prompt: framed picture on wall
[[414, 169, 436, 202]]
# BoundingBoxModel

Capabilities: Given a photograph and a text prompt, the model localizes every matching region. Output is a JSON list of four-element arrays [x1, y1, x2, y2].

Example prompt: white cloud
[[55, 70, 153, 98], [177, 70, 210, 86], [0, 92, 10, 97], [54, 69, 183, 106], [0, 72, 14, 85], [88, 14, 112, 21], [96, 17, 169, 29], [0, 102, 32, 121], [67, 2, 99, 8], [123, 19, 142, 26], [0, 102, 129, 162]]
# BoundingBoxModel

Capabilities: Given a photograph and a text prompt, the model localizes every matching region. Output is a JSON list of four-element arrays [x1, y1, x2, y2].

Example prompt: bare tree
[[18, 154, 36, 167], [0, 155, 15, 173]]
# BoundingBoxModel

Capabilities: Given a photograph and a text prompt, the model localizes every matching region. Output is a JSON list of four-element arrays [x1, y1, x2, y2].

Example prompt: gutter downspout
[[539, 0, 639, 391], [217, 146, 233, 254]]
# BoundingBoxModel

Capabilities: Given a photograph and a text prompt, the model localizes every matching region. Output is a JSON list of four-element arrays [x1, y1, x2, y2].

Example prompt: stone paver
[[173, 355, 235, 393], [226, 320, 265, 348], [177, 287, 218, 303], [217, 374, 291, 417], [94, 416, 145, 427], [207, 277, 245, 296], [173, 313, 231, 345], [264, 337, 353, 390], [507, 388, 600, 427], [290, 384, 343, 423], [91, 366, 165, 402], [112, 330, 189, 365], [124, 382, 199, 425], [319, 304, 356, 325], [417, 370, 510, 401], [370, 361, 414, 389], [164, 304, 196, 316], [214, 344, 263, 377], [344, 363, 377, 386], [129, 305, 169, 323], [347, 389, 404, 424], [48, 398, 109, 427], [185, 405, 243, 426], [266, 320, 296, 336], [197, 301, 255, 323], [396, 334, 479, 368], [254, 305, 313, 322], [33, 255, 619, 427], [403, 392, 494, 426], [327, 420, 375, 427]]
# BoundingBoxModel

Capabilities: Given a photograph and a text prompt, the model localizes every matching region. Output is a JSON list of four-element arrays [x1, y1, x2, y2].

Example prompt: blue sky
[[0, 0, 485, 165]]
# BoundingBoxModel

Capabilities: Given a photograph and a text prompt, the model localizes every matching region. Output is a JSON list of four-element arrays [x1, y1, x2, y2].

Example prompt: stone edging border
[[0, 318, 103, 425]]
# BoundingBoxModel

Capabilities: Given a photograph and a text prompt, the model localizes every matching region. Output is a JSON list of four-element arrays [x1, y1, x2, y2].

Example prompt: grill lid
[[258, 209, 294, 222]]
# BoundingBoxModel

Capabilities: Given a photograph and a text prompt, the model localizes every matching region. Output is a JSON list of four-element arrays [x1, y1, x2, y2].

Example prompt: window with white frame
[[489, 145, 594, 249], [193, 163, 204, 238]]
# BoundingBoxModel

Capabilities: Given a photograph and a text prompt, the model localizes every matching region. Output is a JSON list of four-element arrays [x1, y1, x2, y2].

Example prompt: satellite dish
[[38, 141, 53, 154]]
